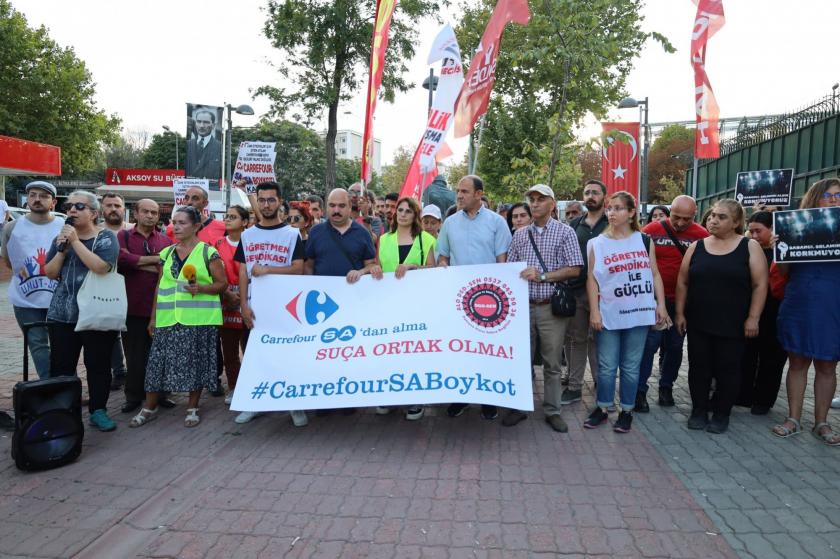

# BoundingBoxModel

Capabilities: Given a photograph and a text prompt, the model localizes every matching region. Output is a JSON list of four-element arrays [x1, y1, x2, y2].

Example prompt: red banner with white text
[[690, 0, 725, 159], [361, 0, 398, 183], [600, 122, 641, 199], [105, 168, 185, 186], [452, 0, 530, 138], [398, 143, 439, 200]]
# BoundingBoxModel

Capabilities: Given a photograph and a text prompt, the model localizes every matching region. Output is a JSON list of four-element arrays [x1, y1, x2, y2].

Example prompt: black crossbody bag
[[527, 230, 576, 317]]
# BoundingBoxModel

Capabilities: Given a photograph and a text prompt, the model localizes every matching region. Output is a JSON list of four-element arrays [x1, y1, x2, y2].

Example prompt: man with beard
[[166, 186, 226, 245], [0, 181, 64, 379], [384, 192, 399, 228], [117, 199, 173, 413], [635, 195, 708, 411], [563, 179, 609, 405], [305, 188, 378, 417], [305, 195, 325, 224], [235, 181, 306, 425], [101, 193, 130, 390]]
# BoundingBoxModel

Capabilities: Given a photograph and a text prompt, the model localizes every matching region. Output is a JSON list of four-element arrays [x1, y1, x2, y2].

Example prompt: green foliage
[[648, 124, 693, 202], [378, 145, 415, 193], [143, 132, 186, 170], [0, 0, 120, 176], [654, 175, 687, 204], [455, 0, 673, 200], [446, 151, 469, 187], [258, 0, 441, 189]]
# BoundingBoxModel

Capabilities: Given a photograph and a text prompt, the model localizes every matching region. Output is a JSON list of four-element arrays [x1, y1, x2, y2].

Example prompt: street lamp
[[225, 103, 255, 209], [422, 70, 439, 115], [618, 96, 650, 210], [162, 125, 178, 169]]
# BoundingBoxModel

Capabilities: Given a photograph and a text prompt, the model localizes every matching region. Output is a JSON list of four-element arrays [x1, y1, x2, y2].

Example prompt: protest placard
[[232, 141, 277, 194], [735, 168, 794, 207], [231, 263, 533, 412], [172, 178, 209, 208], [774, 206, 840, 263]]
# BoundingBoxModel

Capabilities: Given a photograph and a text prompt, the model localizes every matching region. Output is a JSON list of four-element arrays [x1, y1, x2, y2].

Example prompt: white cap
[[421, 204, 442, 221], [525, 183, 555, 199]]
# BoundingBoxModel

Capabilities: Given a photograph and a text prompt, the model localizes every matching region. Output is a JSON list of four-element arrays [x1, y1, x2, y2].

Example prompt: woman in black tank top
[[675, 200, 768, 434]]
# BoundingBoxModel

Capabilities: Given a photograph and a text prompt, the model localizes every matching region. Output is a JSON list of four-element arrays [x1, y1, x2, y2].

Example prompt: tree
[[455, 0, 672, 199], [0, 0, 120, 176], [105, 129, 149, 169], [257, 0, 439, 191], [143, 132, 186, 170], [445, 152, 469, 186], [647, 124, 693, 202], [378, 145, 414, 193]]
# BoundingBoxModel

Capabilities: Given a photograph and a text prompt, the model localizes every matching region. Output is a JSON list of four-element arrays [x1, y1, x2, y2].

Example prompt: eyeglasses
[[821, 192, 840, 200], [62, 202, 89, 212], [257, 198, 278, 205], [605, 206, 627, 213], [223, 214, 240, 220], [286, 215, 303, 223], [396, 208, 414, 214], [349, 190, 361, 197]]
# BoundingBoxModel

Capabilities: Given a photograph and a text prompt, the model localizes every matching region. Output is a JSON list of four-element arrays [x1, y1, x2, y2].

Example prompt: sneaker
[[502, 410, 528, 427], [634, 393, 649, 413], [290, 410, 308, 427], [89, 409, 117, 432], [750, 404, 770, 415], [831, 397, 840, 410], [405, 407, 424, 421], [224, 393, 233, 405], [584, 407, 609, 429], [560, 389, 582, 405], [706, 414, 729, 434], [613, 411, 633, 433], [658, 387, 675, 407], [447, 403, 468, 418], [545, 414, 569, 433], [234, 411, 263, 424], [375, 406, 392, 415], [481, 405, 498, 420], [687, 410, 708, 430]]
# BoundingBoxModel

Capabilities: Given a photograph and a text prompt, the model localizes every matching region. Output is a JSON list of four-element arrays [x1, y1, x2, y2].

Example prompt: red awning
[[0, 135, 61, 176]]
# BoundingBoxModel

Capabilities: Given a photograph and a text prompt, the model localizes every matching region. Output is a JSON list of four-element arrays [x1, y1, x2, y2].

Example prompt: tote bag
[[74, 233, 127, 332]]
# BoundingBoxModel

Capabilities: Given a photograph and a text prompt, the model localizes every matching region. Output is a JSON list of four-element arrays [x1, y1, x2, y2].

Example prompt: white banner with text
[[231, 263, 533, 412]]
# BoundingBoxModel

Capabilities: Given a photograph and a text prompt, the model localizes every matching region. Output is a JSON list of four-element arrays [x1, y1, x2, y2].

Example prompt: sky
[[12, 0, 840, 168]]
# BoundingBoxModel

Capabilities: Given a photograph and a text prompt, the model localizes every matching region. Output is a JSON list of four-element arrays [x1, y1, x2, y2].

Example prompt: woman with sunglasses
[[44, 191, 121, 432], [375, 196, 436, 421], [130, 206, 227, 429], [215, 205, 249, 404], [287, 201, 314, 254], [773, 178, 840, 444]]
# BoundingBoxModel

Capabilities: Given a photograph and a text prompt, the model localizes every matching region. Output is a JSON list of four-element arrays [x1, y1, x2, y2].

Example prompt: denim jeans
[[638, 300, 685, 395], [596, 325, 649, 411], [13, 306, 51, 379]]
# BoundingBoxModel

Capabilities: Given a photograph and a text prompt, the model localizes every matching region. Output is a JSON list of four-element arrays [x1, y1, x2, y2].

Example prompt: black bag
[[527, 231, 576, 317], [12, 322, 84, 471]]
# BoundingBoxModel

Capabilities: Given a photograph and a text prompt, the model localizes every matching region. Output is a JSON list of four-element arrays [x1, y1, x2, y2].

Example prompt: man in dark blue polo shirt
[[305, 188, 379, 415]]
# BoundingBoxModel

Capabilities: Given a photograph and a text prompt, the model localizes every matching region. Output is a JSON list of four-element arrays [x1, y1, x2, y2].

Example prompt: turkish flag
[[452, 0, 530, 138], [600, 122, 641, 199]]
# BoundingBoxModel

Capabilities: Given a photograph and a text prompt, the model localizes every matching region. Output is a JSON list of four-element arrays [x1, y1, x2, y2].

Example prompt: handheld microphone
[[182, 264, 197, 296], [56, 216, 77, 253]]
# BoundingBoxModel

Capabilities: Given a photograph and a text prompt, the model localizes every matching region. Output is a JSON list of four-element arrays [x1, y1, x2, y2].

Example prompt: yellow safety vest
[[155, 242, 222, 327], [377, 231, 436, 273]]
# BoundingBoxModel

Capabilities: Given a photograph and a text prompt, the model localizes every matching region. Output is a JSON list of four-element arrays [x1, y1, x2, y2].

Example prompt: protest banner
[[774, 206, 840, 263], [105, 168, 185, 186], [735, 168, 794, 207], [232, 141, 277, 194], [185, 103, 224, 187], [172, 178, 209, 208], [232, 263, 533, 412], [690, 0, 725, 159]]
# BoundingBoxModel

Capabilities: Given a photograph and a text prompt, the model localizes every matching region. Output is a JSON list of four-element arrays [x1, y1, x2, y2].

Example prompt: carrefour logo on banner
[[285, 290, 339, 325]]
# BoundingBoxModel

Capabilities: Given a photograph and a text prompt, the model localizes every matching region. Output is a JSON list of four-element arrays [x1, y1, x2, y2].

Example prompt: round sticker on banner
[[456, 280, 516, 333]]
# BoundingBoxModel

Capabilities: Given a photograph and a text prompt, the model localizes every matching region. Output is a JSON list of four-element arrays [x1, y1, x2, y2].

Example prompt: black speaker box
[[11, 323, 84, 471]]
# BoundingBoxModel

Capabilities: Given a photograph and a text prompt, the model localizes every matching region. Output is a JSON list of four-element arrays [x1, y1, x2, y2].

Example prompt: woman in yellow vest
[[375, 196, 436, 420], [130, 206, 227, 428]]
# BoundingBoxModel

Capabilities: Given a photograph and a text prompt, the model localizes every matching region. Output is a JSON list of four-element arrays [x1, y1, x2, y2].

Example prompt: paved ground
[[0, 269, 836, 558]]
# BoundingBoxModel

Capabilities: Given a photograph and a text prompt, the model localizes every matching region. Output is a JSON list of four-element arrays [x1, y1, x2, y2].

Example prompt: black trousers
[[123, 315, 153, 404], [48, 322, 117, 414], [687, 329, 745, 417], [737, 312, 787, 408]]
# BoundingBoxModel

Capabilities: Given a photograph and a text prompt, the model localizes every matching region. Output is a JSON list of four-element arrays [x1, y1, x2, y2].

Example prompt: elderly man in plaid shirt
[[503, 184, 584, 432]]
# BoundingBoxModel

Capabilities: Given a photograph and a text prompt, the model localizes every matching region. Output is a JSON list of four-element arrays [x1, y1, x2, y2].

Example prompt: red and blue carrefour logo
[[286, 290, 339, 325]]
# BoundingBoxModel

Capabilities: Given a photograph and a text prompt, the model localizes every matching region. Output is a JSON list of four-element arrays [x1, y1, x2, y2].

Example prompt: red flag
[[600, 122, 641, 199], [690, 0, 725, 159], [361, 0, 399, 182], [452, 0, 530, 138], [399, 142, 439, 201]]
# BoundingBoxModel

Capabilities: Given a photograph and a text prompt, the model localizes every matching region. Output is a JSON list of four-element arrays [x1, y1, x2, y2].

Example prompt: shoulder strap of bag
[[661, 220, 687, 256], [327, 225, 361, 270], [418, 233, 425, 266], [527, 229, 549, 274], [641, 232, 651, 254], [203, 242, 211, 276]]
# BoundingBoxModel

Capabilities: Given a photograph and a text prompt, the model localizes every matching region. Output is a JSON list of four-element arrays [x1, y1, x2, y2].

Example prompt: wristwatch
[[539, 273, 546, 282]]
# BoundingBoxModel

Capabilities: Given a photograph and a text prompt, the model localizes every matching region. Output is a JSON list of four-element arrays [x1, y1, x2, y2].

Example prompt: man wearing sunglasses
[[0, 181, 64, 379], [117, 199, 173, 413]]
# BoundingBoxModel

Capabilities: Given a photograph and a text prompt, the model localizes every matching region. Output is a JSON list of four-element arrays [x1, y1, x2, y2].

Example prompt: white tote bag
[[74, 233, 128, 332]]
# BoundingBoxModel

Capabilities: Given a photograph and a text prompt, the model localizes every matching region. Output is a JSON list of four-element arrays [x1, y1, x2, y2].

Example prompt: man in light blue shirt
[[437, 175, 512, 420]]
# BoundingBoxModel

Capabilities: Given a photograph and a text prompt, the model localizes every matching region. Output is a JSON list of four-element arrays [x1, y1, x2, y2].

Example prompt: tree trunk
[[324, 100, 339, 194], [547, 58, 571, 190]]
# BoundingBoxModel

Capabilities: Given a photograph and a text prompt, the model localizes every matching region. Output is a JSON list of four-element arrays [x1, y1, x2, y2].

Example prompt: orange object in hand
[[182, 264, 197, 296]]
